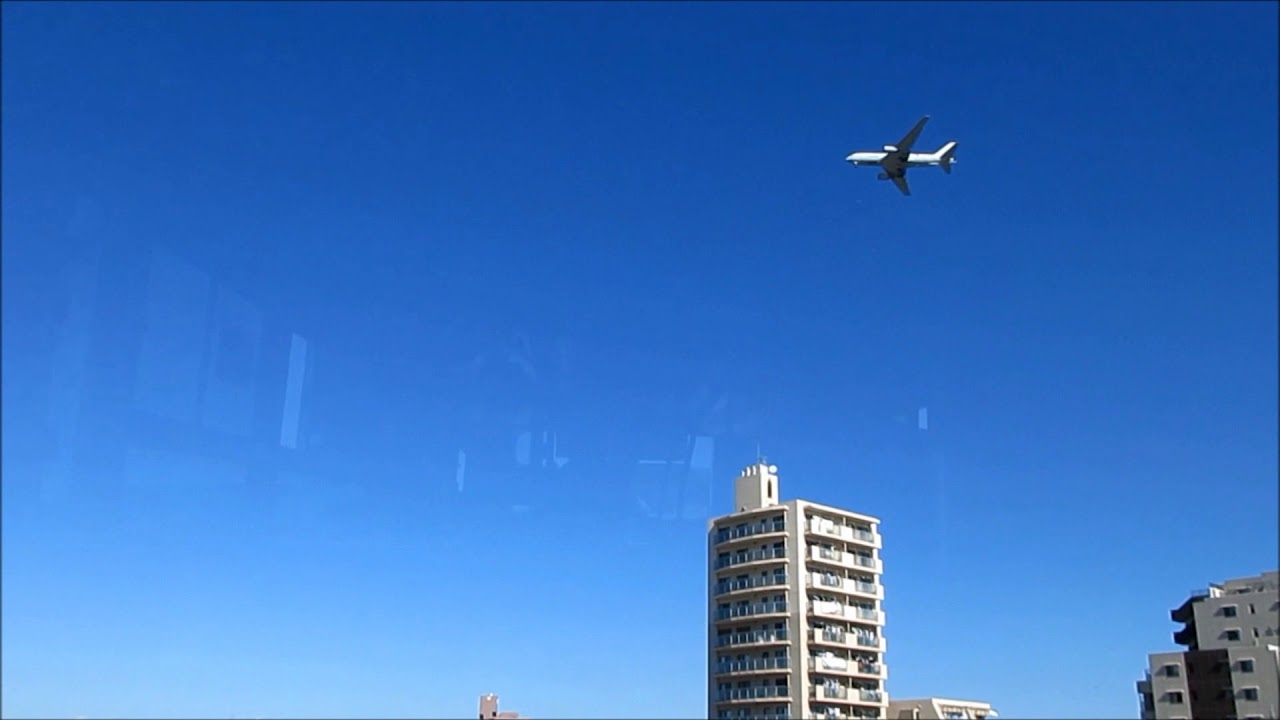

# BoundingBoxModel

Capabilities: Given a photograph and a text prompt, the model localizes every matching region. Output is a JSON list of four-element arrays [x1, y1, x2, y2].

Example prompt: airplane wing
[[891, 174, 911, 196], [895, 116, 930, 155]]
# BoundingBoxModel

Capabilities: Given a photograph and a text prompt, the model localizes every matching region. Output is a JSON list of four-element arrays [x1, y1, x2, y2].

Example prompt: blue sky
[[2, 1, 1276, 718]]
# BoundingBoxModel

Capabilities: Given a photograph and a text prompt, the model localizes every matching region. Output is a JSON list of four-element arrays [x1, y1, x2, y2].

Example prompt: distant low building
[[478, 693, 523, 720], [887, 697, 998, 720]]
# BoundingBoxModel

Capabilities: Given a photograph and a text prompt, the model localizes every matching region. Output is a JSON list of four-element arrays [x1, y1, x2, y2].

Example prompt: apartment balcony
[[808, 600, 881, 626], [808, 547, 880, 574], [715, 519, 788, 547], [717, 601, 790, 622], [1172, 624, 1197, 648], [812, 685, 884, 705], [716, 575, 789, 598], [810, 629, 883, 652], [720, 710, 794, 720], [716, 656, 791, 676], [854, 634, 882, 649], [851, 606, 880, 622], [814, 685, 849, 702], [808, 655, 883, 679], [715, 685, 792, 702], [811, 710, 879, 720], [806, 573, 881, 601], [717, 629, 790, 648], [805, 519, 880, 549], [717, 547, 789, 572]]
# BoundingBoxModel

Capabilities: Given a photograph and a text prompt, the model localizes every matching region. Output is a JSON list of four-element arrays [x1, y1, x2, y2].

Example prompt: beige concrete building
[[708, 461, 887, 720], [1137, 571, 1280, 720], [887, 698, 998, 720], [478, 693, 523, 720]]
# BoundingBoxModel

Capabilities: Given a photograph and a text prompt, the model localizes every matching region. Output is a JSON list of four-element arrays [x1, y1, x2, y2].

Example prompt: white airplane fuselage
[[845, 147, 955, 170], [846, 116, 957, 196]]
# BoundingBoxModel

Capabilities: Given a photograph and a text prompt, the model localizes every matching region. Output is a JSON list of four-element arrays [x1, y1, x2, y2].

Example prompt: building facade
[[708, 461, 888, 720], [1137, 571, 1280, 720], [887, 698, 998, 720], [478, 693, 523, 720]]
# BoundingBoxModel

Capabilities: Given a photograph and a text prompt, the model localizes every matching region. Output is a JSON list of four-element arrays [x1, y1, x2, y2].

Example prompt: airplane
[[846, 115, 957, 196]]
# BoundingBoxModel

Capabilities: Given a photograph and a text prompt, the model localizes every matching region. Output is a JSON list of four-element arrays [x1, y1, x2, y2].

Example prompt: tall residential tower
[[708, 461, 888, 720]]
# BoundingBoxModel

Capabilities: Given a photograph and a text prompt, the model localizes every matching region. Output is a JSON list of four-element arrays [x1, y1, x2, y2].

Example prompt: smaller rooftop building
[[478, 693, 523, 720], [888, 697, 998, 720]]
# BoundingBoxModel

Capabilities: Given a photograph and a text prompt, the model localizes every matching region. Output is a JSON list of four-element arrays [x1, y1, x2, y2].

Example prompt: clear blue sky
[[2, 1, 1276, 718]]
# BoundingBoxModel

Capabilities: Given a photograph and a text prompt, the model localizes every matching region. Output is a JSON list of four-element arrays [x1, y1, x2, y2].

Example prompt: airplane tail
[[936, 141, 958, 174]]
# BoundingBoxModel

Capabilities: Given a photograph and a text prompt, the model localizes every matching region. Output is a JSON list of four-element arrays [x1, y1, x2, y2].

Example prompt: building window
[[1241, 688, 1259, 701], [1164, 664, 1181, 677], [1223, 605, 1238, 617], [1225, 629, 1242, 641], [1168, 692, 1184, 704]]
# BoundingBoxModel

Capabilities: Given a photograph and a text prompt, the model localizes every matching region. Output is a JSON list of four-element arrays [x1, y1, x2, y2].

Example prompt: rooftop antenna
[[756, 442, 766, 466]]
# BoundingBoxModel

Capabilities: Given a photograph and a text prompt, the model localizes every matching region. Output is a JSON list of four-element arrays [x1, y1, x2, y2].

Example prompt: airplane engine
[[883, 145, 897, 152]]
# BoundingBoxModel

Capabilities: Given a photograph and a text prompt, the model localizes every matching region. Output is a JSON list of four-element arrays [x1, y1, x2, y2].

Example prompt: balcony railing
[[810, 548, 877, 575], [809, 656, 882, 676], [716, 686, 791, 701], [717, 709, 792, 720], [716, 629, 790, 648], [813, 685, 882, 704], [716, 575, 788, 596], [815, 685, 848, 700], [718, 601, 789, 620], [850, 580, 878, 595], [816, 628, 847, 644], [715, 519, 787, 545], [854, 634, 880, 648], [716, 656, 790, 674], [808, 519, 877, 544], [717, 547, 788, 570], [810, 601, 880, 623]]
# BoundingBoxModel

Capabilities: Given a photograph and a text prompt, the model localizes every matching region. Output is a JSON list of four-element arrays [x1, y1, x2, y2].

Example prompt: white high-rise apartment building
[[707, 461, 888, 720]]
